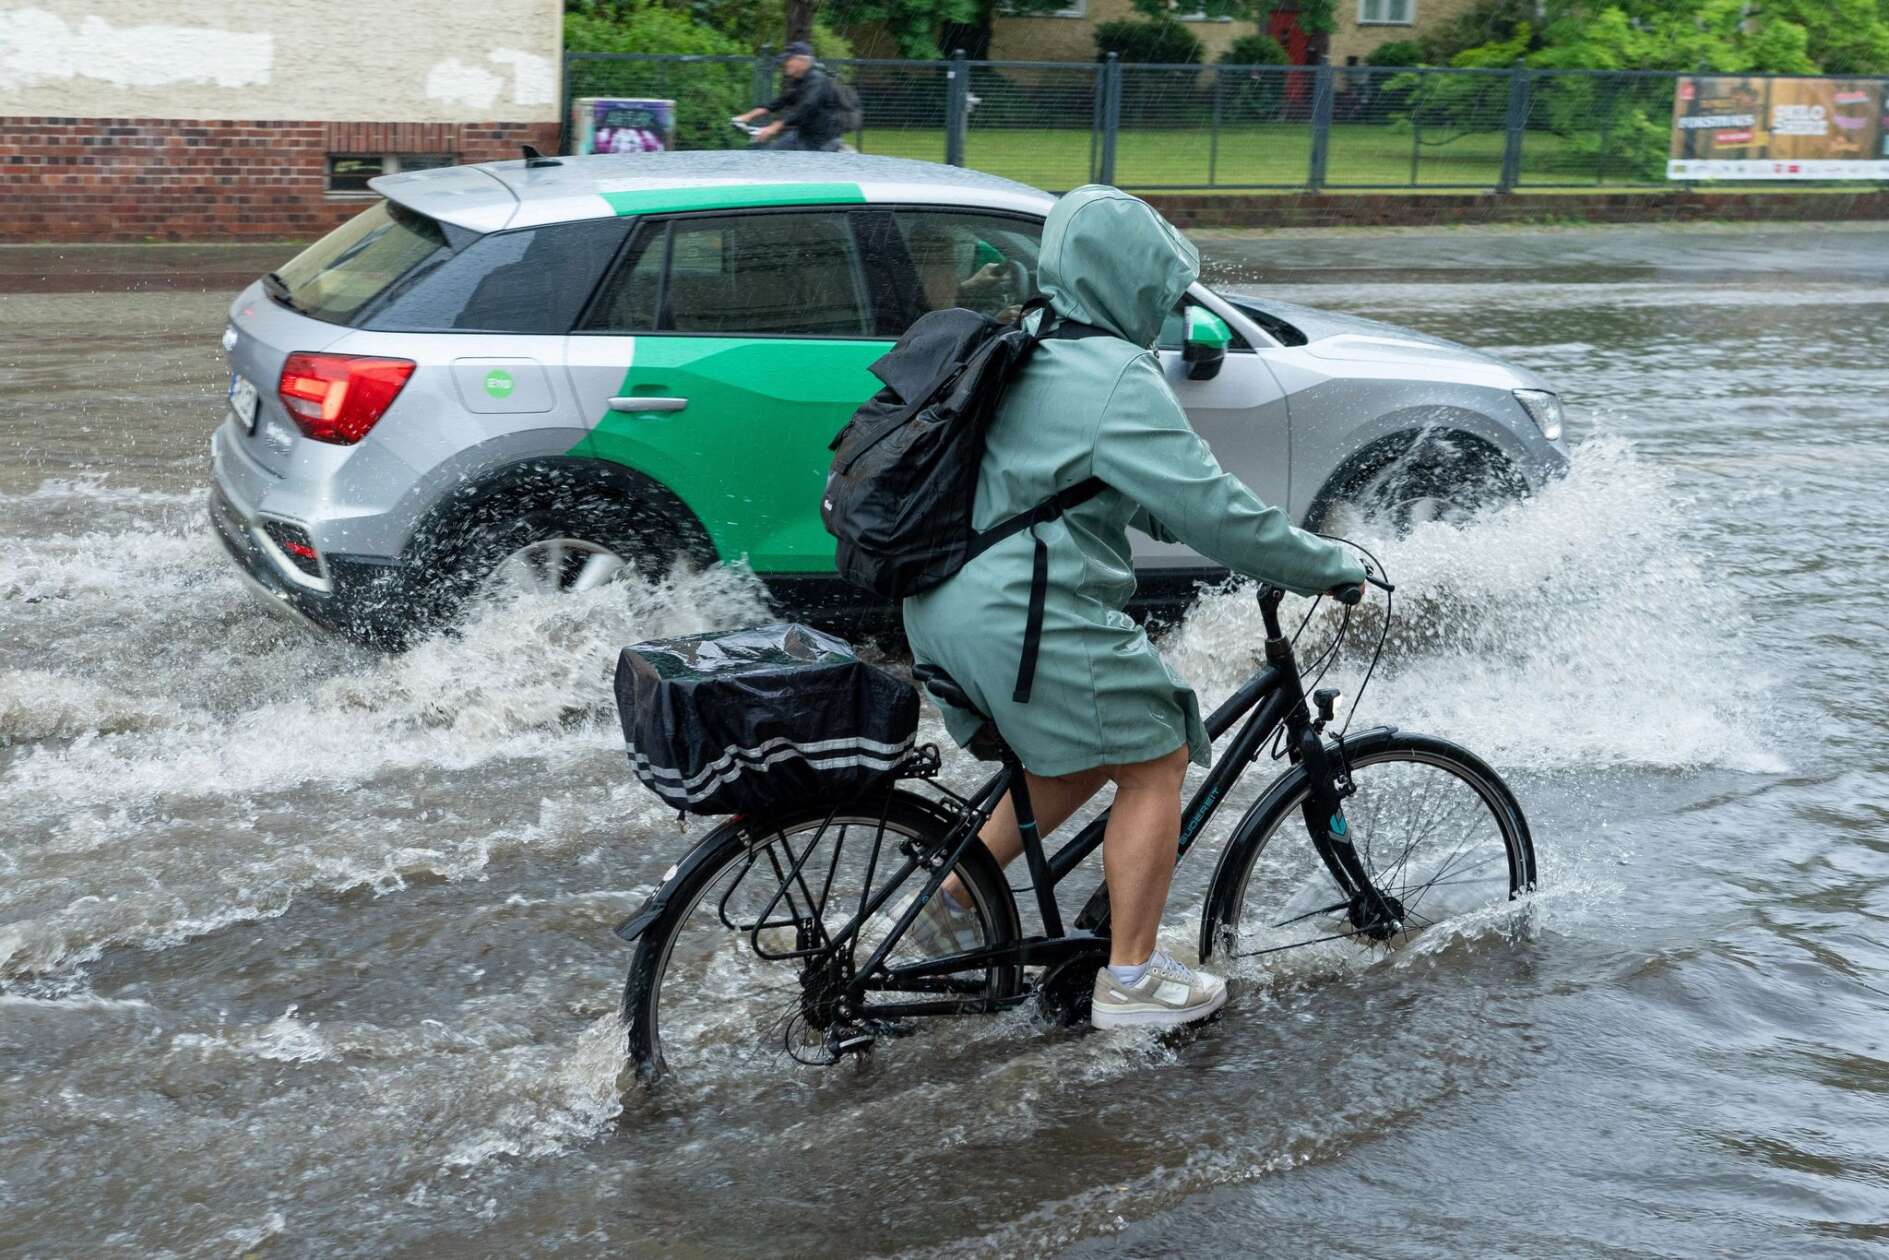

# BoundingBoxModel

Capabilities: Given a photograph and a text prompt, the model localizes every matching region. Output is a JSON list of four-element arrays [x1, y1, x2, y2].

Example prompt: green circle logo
[[483, 369, 515, 399]]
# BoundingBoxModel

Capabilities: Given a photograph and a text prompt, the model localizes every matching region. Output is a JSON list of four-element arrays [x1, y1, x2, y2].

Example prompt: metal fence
[[563, 52, 1880, 193]]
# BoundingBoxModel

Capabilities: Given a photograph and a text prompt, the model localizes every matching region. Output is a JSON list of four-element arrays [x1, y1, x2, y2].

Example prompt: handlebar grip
[[1331, 582, 1364, 606]]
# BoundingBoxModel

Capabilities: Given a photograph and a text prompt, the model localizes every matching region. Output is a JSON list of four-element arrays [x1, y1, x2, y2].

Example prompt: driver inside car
[[907, 221, 1012, 316]]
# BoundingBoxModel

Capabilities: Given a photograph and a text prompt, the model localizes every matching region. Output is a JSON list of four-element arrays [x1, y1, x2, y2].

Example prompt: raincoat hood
[[1037, 185, 1200, 348]]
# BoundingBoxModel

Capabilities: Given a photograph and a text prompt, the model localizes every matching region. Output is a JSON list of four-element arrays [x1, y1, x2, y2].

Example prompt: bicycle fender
[[614, 818, 751, 943], [1198, 724, 1400, 962]]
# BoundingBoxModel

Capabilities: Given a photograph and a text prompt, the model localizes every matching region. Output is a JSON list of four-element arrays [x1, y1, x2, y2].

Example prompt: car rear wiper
[[261, 271, 302, 312]]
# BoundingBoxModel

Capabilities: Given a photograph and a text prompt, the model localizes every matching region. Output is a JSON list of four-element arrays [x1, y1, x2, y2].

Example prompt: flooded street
[[3, 223, 1886, 1256]]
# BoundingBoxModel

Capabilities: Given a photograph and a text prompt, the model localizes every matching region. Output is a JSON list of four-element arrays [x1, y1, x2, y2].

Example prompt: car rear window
[[271, 201, 449, 325], [365, 217, 629, 334]]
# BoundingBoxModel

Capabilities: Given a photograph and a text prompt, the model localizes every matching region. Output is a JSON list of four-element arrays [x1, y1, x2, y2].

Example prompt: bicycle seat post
[[1004, 757, 1065, 938]]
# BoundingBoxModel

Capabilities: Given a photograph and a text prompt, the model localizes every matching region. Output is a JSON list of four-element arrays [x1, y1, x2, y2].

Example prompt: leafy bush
[[564, 6, 745, 57], [565, 8, 753, 152], [1365, 40, 1424, 67], [1217, 33, 1288, 66], [1094, 18, 1205, 64]]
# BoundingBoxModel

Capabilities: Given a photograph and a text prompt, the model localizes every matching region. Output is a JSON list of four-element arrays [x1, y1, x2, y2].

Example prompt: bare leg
[[940, 765, 1109, 909], [1099, 744, 1190, 967]]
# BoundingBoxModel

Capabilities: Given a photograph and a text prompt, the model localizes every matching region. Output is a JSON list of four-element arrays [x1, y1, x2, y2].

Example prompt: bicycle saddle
[[911, 664, 1011, 762]]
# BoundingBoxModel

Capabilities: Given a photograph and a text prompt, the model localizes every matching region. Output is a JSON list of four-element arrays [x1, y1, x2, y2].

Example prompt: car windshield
[[270, 201, 451, 325]]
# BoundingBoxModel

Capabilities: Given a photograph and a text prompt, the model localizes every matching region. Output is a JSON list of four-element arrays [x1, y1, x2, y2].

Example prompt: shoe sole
[[1089, 984, 1228, 1030]]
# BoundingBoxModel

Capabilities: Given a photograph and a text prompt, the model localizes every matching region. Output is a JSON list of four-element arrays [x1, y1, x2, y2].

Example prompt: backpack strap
[[966, 477, 1107, 704], [1014, 295, 1112, 345]]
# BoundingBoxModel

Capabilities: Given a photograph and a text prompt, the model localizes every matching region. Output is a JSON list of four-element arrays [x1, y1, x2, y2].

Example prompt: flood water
[[3, 223, 1886, 1256]]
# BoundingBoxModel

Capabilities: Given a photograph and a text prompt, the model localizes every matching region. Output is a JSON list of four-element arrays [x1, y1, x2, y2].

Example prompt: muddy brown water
[[2, 224, 1886, 1257]]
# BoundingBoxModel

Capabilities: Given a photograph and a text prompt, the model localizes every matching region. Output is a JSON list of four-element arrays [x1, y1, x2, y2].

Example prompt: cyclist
[[901, 185, 1368, 1030], [734, 41, 844, 153]]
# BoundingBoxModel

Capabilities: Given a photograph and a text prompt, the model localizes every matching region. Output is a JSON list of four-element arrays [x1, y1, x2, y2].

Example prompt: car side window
[[1157, 305, 1186, 351], [584, 210, 871, 337], [585, 221, 666, 332], [364, 217, 627, 333], [889, 210, 1043, 332]]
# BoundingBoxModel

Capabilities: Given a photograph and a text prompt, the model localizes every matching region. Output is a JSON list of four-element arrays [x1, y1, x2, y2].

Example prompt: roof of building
[[371, 151, 1056, 233]]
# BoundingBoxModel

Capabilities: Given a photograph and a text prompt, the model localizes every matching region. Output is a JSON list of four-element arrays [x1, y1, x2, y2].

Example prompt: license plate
[[228, 373, 259, 432]]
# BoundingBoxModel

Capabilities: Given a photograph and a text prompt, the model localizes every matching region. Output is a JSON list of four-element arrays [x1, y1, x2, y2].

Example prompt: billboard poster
[[570, 98, 677, 156], [1668, 76, 1888, 179]]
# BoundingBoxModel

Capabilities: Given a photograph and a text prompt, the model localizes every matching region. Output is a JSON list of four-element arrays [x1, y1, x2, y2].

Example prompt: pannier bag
[[614, 623, 919, 816]]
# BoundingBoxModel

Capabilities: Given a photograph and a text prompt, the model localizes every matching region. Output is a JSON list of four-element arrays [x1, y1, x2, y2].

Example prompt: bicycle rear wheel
[[623, 791, 1021, 1081], [1202, 731, 1536, 967]]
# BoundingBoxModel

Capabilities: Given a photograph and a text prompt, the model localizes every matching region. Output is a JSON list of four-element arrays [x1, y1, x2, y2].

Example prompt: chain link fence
[[564, 52, 1883, 193]]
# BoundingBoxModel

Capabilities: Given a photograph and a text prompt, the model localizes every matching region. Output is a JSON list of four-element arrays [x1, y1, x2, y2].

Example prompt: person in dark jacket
[[734, 41, 843, 152]]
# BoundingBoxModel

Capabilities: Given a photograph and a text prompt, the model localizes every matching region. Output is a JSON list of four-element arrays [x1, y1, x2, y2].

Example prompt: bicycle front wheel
[[623, 791, 1021, 1083], [1202, 730, 1536, 967]]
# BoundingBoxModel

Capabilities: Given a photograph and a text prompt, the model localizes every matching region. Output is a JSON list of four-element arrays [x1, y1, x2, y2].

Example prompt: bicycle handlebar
[[1326, 565, 1394, 607]]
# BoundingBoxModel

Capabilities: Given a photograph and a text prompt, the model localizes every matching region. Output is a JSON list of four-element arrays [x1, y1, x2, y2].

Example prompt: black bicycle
[[616, 575, 1536, 1078]]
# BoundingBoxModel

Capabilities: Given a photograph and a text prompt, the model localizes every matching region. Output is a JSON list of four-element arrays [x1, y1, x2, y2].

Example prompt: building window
[[997, 0, 1085, 15], [1358, 0, 1414, 24], [325, 153, 455, 196]]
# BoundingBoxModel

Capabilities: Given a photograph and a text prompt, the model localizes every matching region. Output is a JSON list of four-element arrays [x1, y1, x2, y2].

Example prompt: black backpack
[[820, 299, 1104, 704], [828, 76, 864, 132]]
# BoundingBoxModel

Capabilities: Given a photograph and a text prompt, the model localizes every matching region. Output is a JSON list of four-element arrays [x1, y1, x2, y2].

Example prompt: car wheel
[[450, 508, 690, 612], [1308, 432, 1527, 538], [478, 536, 630, 601]]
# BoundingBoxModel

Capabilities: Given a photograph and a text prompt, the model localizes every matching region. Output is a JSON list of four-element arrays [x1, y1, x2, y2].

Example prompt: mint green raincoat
[[902, 186, 1367, 777]]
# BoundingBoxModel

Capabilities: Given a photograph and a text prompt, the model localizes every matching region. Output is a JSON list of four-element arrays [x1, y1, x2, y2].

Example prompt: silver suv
[[209, 151, 1569, 643]]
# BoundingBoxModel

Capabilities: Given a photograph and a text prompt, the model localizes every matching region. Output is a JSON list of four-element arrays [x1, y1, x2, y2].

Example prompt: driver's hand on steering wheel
[[960, 262, 1005, 293]]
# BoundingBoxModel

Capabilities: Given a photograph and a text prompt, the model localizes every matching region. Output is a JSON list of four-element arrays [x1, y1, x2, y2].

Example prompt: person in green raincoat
[[901, 185, 1368, 1029]]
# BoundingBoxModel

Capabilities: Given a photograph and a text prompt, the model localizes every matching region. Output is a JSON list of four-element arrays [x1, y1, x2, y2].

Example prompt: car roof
[[370, 152, 1057, 234]]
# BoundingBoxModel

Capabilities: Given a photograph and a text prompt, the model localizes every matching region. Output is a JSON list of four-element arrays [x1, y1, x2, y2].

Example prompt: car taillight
[[278, 353, 415, 444]]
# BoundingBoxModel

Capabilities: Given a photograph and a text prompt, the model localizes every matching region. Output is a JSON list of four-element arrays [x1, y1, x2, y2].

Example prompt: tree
[[1411, 0, 1887, 75], [567, 0, 853, 56], [829, 0, 1067, 59]]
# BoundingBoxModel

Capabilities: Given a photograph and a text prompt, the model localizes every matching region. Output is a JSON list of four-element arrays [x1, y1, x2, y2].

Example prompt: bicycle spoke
[[635, 802, 1016, 1079], [1223, 746, 1526, 970], [1268, 897, 1353, 931]]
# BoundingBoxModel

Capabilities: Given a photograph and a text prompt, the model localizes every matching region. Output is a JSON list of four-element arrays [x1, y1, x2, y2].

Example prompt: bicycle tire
[[1200, 728, 1536, 964], [623, 790, 1023, 1079]]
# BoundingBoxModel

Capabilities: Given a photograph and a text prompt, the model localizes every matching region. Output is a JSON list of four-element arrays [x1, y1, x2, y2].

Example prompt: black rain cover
[[614, 624, 919, 816]]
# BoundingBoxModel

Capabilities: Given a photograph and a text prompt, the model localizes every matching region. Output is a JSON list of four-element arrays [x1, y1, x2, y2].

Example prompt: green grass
[[849, 124, 1606, 191]]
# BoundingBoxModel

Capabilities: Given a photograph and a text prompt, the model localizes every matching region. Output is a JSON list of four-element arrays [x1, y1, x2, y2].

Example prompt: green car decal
[[599, 182, 866, 218], [572, 335, 888, 572], [482, 368, 515, 398]]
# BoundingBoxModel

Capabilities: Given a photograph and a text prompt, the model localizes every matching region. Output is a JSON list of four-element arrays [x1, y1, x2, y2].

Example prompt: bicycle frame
[[813, 584, 1391, 1022]]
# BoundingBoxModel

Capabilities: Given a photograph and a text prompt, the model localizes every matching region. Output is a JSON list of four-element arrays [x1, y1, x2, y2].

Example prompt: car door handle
[[608, 396, 689, 413]]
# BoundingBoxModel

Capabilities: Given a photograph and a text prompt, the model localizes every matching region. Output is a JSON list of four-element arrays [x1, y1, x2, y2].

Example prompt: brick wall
[[0, 117, 562, 243]]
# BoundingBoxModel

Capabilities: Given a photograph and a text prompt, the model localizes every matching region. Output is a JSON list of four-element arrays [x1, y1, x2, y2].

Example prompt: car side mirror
[[1182, 306, 1231, 381]]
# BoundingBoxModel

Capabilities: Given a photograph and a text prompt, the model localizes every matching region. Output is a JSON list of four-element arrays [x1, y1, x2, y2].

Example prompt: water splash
[[1165, 437, 1781, 774]]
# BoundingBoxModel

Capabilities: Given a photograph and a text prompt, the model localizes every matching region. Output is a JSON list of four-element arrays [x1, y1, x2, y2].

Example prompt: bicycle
[[615, 572, 1536, 1078]]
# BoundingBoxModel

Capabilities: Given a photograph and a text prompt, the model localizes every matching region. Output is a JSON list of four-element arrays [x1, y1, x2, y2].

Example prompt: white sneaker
[[1091, 950, 1228, 1030], [856, 888, 982, 961]]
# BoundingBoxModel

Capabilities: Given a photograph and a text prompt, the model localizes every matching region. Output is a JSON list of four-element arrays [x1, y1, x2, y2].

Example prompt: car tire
[[1307, 430, 1528, 537], [402, 463, 718, 640]]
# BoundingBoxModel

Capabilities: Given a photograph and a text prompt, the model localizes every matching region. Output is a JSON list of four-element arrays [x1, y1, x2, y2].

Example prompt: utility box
[[570, 98, 677, 155]]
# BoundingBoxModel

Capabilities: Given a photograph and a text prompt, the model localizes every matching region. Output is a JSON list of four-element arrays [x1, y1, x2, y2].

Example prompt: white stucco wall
[[0, 1, 563, 120]]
